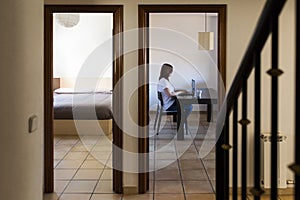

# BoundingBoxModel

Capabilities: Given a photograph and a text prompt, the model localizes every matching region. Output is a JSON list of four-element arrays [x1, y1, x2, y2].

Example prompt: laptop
[[191, 79, 196, 95], [178, 79, 195, 96]]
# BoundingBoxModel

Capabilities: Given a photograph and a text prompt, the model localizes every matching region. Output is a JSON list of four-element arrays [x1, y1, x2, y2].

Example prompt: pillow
[[54, 88, 93, 94], [94, 89, 113, 94]]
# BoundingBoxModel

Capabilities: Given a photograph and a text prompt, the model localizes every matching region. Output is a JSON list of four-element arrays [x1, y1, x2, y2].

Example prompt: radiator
[[260, 132, 287, 188]]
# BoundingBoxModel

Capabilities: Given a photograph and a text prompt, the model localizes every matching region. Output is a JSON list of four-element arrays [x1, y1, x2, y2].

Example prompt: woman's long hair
[[159, 63, 173, 80]]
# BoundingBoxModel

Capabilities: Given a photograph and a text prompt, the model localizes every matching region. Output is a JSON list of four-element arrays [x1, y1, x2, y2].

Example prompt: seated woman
[[157, 63, 193, 118]]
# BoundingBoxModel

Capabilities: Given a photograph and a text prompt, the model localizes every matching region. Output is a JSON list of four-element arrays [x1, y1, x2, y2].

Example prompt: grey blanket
[[54, 92, 113, 120]]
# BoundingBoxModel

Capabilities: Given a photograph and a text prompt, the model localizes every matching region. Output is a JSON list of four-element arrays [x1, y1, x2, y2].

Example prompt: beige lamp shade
[[198, 32, 214, 50]]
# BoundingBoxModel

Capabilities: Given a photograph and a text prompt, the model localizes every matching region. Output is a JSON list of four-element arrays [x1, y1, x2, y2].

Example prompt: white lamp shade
[[198, 32, 214, 50], [56, 14, 80, 28]]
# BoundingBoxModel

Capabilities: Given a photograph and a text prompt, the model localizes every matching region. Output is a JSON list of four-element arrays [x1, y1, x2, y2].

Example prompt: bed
[[53, 88, 113, 136]]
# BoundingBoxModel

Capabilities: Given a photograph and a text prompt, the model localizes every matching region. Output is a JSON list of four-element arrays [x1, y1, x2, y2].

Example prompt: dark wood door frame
[[138, 4, 226, 193], [44, 5, 124, 193]]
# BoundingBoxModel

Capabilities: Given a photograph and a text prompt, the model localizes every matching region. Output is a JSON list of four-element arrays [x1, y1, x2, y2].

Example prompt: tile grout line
[[173, 124, 187, 200], [55, 137, 83, 199], [54, 137, 78, 169], [55, 136, 103, 199], [192, 130, 216, 194], [88, 137, 113, 199], [88, 145, 108, 199]]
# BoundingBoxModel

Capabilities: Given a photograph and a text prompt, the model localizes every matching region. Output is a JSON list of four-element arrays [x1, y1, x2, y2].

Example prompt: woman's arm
[[164, 88, 187, 97], [163, 88, 174, 97], [175, 89, 187, 94]]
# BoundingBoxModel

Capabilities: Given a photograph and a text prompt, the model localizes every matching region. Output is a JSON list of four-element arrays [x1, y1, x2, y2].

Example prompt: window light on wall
[[198, 13, 214, 50]]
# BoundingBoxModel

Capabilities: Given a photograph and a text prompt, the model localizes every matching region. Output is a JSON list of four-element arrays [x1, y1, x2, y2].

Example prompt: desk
[[176, 88, 217, 140]]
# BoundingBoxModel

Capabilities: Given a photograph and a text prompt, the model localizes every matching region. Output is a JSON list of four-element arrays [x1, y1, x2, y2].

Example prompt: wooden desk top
[[176, 88, 218, 104]]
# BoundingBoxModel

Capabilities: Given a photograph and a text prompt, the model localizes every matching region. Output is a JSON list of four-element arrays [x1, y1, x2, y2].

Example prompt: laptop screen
[[191, 79, 196, 95]]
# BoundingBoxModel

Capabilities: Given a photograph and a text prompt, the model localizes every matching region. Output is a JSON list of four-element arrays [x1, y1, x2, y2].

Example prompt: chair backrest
[[158, 91, 178, 107], [157, 91, 164, 107]]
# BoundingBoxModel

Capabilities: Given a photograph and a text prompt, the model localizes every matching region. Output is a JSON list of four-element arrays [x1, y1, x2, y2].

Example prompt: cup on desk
[[197, 89, 203, 98], [194, 90, 198, 97]]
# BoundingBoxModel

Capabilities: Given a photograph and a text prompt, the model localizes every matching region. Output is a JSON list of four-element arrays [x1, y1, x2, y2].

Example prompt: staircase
[[215, 0, 300, 199]]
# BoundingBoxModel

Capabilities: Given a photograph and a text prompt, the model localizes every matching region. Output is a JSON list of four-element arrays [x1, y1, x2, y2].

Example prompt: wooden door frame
[[138, 4, 226, 193], [44, 5, 124, 193]]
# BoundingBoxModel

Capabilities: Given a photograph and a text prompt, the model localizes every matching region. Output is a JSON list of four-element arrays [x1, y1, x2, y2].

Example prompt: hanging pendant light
[[56, 13, 80, 28], [198, 13, 214, 50]]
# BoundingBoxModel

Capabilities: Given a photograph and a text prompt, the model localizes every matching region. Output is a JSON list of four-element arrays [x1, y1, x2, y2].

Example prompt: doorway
[[44, 5, 123, 194], [138, 5, 226, 193]]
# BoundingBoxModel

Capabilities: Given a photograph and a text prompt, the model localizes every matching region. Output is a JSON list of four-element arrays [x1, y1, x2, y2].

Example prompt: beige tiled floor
[[44, 113, 294, 200]]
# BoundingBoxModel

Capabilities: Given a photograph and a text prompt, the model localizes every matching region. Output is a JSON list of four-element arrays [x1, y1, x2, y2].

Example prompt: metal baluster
[[232, 101, 238, 200], [250, 53, 264, 200], [240, 80, 249, 200], [216, 128, 224, 200], [224, 116, 230, 200], [267, 11, 281, 200], [254, 53, 263, 199], [216, 120, 229, 200]]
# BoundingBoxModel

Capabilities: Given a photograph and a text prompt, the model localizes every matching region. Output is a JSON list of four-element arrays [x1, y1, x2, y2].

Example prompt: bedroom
[[52, 12, 116, 194], [53, 13, 113, 137]]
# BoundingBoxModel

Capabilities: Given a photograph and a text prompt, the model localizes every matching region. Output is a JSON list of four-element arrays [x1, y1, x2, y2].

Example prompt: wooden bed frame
[[53, 78, 113, 137], [54, 119, 112, 137]]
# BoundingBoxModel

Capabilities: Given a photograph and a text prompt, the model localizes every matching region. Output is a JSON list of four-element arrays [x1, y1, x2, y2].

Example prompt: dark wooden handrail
[[215, 0, 288, 200], [216, 0, 286, 127]]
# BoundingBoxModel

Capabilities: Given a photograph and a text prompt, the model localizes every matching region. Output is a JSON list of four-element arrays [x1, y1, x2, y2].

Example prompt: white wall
[[54, 13, 113, 90], [149, 13, 218, 110], [59, 77, 112, 90], [0, 0, 43, 199], [45, 0, 296, 190]]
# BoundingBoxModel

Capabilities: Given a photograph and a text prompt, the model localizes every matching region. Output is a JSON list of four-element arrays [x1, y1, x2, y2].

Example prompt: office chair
[[154, 92, 188, 135]]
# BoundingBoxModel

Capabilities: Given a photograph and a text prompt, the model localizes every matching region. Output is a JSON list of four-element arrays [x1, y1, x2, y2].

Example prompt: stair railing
[[214, 0, 297, 199]]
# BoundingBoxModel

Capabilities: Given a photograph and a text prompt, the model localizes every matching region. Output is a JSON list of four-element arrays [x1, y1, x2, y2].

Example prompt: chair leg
[[185, 120, 188, 135], [184, 113, 188, 135], [156, 109, 163, 135], [153, 105, 159, 130], [173, 114, 177, 122]]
